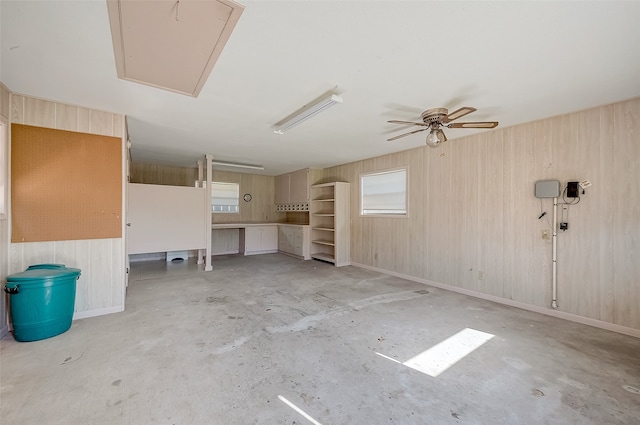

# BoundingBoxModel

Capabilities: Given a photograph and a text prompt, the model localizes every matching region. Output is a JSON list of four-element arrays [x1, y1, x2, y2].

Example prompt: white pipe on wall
[[552, 197, 558, 309], [205, 154, 213, 271], [196, 160, 205, 264]]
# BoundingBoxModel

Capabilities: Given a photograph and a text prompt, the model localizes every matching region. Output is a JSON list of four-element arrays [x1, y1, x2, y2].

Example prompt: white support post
[[196, 160, 204, 265], [552, 197, 558, 309], [204, 154, 213, 271]]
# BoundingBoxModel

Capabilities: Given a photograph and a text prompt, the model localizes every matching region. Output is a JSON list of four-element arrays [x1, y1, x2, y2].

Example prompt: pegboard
[[11, 124, 122, 243]]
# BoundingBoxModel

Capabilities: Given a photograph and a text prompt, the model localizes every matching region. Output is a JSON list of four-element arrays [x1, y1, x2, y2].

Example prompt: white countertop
[[211, 222, 309, 229]]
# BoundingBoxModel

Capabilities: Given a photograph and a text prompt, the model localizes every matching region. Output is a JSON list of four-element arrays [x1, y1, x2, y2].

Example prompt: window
[[212, 182, 239, 213], [360, 168, 407, 216]]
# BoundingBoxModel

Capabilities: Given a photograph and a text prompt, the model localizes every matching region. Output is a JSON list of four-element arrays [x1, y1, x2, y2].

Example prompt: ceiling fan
[[387, 107, 498, 147]]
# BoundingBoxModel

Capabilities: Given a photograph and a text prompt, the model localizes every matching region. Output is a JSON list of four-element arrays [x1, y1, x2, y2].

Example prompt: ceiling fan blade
[[442, 107, 476, 123], [388, 120, 429, 126], [387, 128, 428, 141], [447, 121, 499, 129]]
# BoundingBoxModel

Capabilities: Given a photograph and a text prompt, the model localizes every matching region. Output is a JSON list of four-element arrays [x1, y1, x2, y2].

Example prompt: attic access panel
[[107, 0, 244, 97]]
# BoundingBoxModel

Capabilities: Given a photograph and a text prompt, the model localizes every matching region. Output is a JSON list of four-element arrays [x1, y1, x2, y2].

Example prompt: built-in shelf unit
[[310, 182, 350, 266]]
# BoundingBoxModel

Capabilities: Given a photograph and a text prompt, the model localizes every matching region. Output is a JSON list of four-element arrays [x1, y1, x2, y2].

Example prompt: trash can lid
[[6, 267, 81, 286], [27, 263, 67, 270]]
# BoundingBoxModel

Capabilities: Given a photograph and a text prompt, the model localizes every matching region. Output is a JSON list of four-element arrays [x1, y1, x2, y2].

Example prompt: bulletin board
[[11, 124, 122, 243]]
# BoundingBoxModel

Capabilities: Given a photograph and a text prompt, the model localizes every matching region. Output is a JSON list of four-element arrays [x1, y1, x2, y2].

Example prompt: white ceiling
[[2, 1, 640, 176]]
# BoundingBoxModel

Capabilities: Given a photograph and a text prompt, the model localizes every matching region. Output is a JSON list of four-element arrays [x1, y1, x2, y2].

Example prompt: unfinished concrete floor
[[1, 254, 639, 424]]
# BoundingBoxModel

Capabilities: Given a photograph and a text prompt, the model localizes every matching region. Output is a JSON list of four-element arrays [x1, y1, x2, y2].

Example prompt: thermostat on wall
[[535, 180, 561, 198]]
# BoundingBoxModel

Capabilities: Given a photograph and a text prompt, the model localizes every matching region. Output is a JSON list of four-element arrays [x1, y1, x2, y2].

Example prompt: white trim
[[73, 305, 124, 321], [351, 262, 640, 339]]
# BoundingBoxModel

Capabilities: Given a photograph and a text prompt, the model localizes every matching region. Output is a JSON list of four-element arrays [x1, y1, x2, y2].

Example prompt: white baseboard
[[129, 250, 200, 263], [129, 252, 166, 262], [351, 262, 640, 339], [73, 305, 124, 321], [244, 250, 278, 256]]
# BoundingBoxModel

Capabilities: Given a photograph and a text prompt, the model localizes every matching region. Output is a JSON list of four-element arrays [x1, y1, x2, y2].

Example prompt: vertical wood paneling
[[9, 243, 22, 273], [553, 113, 581, 314], [567, 107, 605, 319], [112, 114, 123, 138], [111, 239, 125, 307], [11, 94, 24, 123], [89, 109, 113, 136], [512, 122, 538, 305], [211, 229, 240, 254], [130, 161, 197, 186], [55, 104, 78, 131], [612, 99, 639, 328], [532, 119, 554, 308], [23, 97, 55, 128], [597, 105, 615, 323], [89, 239, 113, 308], [211, 170, 283, 224], [407, 148, 425, 278], [324, 97, 640, 331], [77, 107, 91, 133], [73, 239, 92, 312], [0, 83, 10, 119]]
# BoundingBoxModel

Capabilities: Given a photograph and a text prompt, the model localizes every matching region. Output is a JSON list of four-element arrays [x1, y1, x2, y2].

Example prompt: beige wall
[[211, 170, 284, 224], [0, 82, 11, 336], [323, 97, 640, 333], [8, 94, 126, 319]]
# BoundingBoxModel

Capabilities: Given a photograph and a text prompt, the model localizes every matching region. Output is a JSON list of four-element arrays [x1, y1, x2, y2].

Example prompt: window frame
[[359, 166, 409, 218]]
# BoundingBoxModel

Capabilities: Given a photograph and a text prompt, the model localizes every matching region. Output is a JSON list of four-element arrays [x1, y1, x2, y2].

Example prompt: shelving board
[[312, 239, 335, 246], [309, 181, 350, 267], [311, 253, 335, 263]]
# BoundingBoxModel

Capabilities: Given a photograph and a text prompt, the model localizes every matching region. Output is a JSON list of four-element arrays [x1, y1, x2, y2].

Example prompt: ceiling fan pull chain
[[175, 0, 180, 22]]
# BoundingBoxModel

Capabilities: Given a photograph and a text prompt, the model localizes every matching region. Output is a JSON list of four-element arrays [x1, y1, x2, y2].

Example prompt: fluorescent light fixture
[[274, 93, 343, 134], [210, 160, 264, 170]]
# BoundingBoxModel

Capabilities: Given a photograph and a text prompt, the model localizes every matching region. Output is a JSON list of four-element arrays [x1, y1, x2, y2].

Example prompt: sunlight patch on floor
[[377, 328, 495, 377], [278, 395, 324, 425]]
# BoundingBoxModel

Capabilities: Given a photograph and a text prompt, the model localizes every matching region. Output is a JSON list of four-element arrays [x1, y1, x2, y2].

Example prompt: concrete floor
[[1, 253, 639, 424]]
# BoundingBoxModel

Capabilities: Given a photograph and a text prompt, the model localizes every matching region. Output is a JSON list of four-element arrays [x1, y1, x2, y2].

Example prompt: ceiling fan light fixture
[[426, 128, 446, 148]]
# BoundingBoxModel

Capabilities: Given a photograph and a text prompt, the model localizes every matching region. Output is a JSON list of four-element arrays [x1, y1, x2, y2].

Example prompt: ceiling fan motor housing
[[421, 108, 448, 126]]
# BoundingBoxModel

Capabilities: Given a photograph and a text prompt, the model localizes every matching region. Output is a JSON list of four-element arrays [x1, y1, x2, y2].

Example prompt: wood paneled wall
[[211, 170, 284, 224], [9, 94, 126, 319], [323, 97, 640, 332], [130, 161, 198, 187]]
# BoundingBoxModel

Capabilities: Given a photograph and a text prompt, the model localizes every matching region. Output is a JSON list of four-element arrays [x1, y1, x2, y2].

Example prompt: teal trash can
[[4, 264, 81, 342]]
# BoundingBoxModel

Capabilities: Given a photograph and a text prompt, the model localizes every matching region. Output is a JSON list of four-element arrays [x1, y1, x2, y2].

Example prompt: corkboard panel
[[11, 124, 122, 242]]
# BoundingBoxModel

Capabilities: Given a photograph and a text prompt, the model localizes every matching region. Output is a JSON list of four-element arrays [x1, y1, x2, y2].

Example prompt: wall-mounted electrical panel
[[535, 180, 561, 198]]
